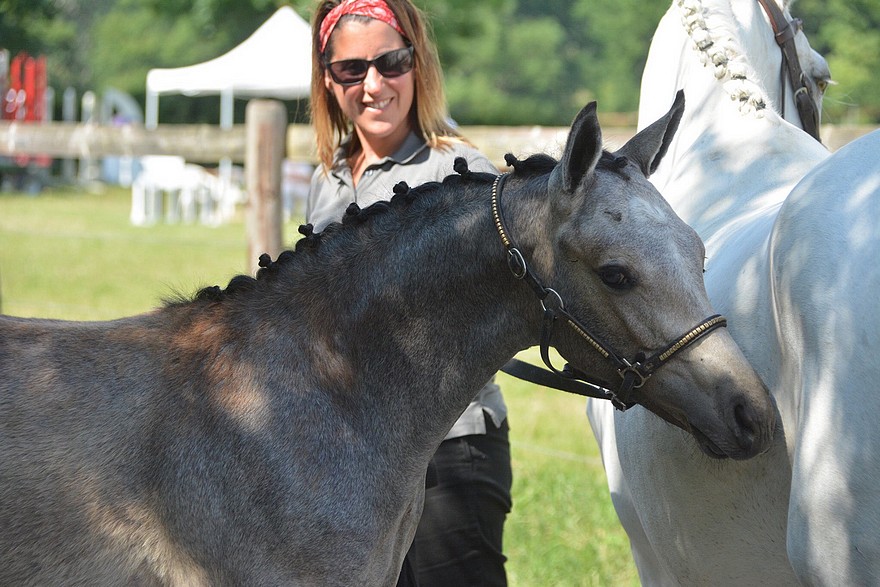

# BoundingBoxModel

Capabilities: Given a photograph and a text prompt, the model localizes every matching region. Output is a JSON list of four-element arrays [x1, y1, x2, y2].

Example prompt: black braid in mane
[[503, 152, 557, 176], [600, 152, 631, 176]]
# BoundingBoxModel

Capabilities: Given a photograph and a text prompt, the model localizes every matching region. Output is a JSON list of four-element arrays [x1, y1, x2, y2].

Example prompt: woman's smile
[[364, 97, 393, 111]]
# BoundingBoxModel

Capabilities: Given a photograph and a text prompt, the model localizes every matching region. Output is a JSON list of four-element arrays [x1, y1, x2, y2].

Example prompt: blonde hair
[[310, 0, 465, 171]]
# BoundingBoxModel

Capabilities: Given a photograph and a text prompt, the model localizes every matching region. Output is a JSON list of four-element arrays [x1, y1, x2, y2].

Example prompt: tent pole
[[145, 90, 158, 129], [219, 87, 235, 195], [221, 88, 233, 130]]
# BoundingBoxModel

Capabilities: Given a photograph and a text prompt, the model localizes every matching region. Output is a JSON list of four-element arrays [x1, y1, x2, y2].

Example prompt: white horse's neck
[[641, 0, 805, 122], [639, 0, 827, 235], [729, 0, 792, 116]]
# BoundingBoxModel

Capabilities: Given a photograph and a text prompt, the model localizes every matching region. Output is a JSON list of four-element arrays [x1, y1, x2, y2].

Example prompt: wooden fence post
[[245, 100, 287, 275]]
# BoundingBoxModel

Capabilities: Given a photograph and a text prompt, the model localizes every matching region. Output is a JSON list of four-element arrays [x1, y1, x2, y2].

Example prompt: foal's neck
[[292, 175, 542, 444]]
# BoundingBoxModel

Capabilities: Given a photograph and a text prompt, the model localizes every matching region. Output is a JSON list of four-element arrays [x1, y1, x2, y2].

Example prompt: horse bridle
[[756, 0, 821, 142], [492, 173, 728, 411]]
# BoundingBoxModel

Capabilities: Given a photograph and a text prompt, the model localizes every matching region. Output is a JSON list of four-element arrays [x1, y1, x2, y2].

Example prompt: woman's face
[[324, 18, 415, 154]]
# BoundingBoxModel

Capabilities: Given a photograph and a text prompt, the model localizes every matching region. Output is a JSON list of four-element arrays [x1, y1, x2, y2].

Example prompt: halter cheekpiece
[[491, 172, 729, 410]]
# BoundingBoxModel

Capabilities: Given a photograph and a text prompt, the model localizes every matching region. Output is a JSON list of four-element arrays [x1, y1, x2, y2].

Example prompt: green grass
[[0, 186, 638, 586], [502, 365, 640, 586]]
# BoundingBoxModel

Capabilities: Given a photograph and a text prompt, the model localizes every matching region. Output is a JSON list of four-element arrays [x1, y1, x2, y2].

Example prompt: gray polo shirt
[[306, 132, 507, 439]]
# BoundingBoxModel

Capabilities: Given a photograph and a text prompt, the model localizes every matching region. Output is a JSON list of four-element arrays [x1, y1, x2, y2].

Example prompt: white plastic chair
[[130, 155, 186, 225]]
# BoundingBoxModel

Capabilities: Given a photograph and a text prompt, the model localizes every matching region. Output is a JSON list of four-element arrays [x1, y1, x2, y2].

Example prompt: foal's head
[[525, 90, 775, 459]]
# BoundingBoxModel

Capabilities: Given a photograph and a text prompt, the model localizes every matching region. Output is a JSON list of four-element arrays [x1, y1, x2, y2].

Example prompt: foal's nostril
[[734, 403, 757, 444]]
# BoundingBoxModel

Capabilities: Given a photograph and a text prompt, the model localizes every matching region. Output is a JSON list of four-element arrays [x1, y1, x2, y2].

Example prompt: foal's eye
[[597, 265, 634, 290]]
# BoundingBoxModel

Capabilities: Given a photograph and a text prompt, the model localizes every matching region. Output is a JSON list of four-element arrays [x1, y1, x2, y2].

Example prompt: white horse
[[588, 0, 880, 584]]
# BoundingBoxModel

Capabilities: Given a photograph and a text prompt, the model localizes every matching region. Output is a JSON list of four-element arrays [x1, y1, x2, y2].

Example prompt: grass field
[[0, 186, 639, 586]]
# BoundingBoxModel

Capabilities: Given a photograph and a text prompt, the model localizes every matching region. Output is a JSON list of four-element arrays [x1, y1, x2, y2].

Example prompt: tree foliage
[[0, 0, 58, 55], [796, 0, 880, 123], [2, 0, 878, 125]]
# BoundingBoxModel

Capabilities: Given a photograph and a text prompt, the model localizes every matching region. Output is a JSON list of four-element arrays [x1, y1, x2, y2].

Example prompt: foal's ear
[[616, 89, 685, 178], [548, 101, 603, 195]]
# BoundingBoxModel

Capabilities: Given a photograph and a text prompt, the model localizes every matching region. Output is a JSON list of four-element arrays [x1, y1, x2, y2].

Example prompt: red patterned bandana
[[319, 0, 407, 53]]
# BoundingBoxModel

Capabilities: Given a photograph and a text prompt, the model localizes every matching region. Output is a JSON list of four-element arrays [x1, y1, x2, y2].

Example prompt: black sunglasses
[[324, 46, 414, 86]]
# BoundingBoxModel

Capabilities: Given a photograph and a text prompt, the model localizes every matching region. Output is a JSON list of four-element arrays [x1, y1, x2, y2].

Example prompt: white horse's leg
[[771, 131, 880, 584], [586, 399, 678, 586]]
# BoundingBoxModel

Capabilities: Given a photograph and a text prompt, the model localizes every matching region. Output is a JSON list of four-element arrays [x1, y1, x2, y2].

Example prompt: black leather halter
[[492, 173, 729, 411], [756, 0, 822, 142]]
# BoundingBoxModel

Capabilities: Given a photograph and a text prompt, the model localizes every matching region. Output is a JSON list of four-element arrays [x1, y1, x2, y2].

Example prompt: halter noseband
[[493, 172, 728, 411]]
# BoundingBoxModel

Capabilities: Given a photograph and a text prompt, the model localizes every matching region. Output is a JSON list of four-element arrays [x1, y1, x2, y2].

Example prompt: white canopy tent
[[145, 5, 312, 129]]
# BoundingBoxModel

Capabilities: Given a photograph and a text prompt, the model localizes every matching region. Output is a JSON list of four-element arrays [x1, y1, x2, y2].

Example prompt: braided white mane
[[676, 0, 771, 116]]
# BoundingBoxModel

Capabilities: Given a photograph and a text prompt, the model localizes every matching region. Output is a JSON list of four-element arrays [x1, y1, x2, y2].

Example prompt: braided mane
[[177, 146, 638, 307], [175, 158, 503, 306], [175, 144, 636, 308], [676, 0, 771, 115]]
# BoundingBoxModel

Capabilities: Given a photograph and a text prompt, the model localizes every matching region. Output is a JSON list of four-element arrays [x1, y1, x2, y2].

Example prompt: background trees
[[2, 0, 877, 126], [797, 0, 880, 123]]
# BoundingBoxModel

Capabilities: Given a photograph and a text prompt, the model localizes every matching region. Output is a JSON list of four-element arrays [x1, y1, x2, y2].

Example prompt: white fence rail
[[2, 121, 873, 168]]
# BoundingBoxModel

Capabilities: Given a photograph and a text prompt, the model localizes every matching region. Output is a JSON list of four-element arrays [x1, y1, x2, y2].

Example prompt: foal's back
[[0, 313, 181, 582]]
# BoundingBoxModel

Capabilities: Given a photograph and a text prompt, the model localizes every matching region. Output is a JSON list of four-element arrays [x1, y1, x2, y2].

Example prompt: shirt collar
[[331, 131, 429, 175]]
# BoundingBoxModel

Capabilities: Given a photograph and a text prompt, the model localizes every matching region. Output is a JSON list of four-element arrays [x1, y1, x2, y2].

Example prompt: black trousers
[[398, 413, 512, 587]]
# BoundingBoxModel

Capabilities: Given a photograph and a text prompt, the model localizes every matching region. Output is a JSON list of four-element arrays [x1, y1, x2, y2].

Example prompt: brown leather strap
[[755, 0, 821, 142]]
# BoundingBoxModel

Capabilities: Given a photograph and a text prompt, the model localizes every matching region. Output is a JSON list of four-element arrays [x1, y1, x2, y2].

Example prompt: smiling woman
[[306, 1, 513, 585], [321, 17, 416, 177]]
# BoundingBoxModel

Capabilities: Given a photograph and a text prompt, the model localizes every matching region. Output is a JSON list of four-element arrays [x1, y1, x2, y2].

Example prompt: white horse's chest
[[614, 408, 798, 584], [608, 191, 797, 578]]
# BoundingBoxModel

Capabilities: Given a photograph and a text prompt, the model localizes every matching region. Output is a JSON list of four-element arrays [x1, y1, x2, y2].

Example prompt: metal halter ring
[[507, 248, 527, 279], [540, 288, 564, 313], [618, 359, 649, 389]]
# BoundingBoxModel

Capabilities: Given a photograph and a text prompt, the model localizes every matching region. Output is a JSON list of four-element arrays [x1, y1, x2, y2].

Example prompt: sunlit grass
[[0, 186, 638, 585], [0, 187, 305, 319]]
